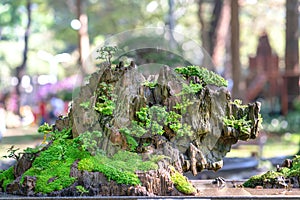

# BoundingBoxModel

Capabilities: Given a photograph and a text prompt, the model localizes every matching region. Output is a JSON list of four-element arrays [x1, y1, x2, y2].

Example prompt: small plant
[[94, 82, 116, 116], [76, 185, 89, 196], [142, 80, 158, 89], [178, 82, 203, 96], [96, 46, 119, 66], [79, 101, 90, 110], [38, 122, 53, 144], [173, 98, 193, 114], [230, 99, 248, 108], [3, 145, 21, 161], [175, 65, 228, 87], [128, 105, 193, 139], [119, 128, 138, 152], [223, 115, 252, 135], [77, 130, 103, 155]]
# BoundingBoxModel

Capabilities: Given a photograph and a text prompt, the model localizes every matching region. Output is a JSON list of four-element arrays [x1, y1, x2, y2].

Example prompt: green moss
[[169, 166, 196, 195], [243, 171, 285, 188], [175, 65, 228, 87], [21, 139, 89, 194], [142, 80, 158, 89], [0, 166, 15, 191], [78, 150, 160, 186], [243, 174, 263, 188]]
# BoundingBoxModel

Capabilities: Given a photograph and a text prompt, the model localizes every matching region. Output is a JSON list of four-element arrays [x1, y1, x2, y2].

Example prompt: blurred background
[[0, 0, 299, 179]]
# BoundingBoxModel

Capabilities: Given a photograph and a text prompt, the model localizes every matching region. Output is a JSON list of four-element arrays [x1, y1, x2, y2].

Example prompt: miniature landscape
[[0, 47, 264, 197]]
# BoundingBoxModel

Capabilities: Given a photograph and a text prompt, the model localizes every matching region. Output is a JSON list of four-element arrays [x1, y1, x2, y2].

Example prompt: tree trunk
[[230, 0, 241, 99], [284, 0, 299, 111], [198, 0, 211, 56], [14, 0, 32, 115], [77, 0, 90, 76], [209, 0, 223, 56], [212, 0, 231, 69], [168, 0, 176, 49]]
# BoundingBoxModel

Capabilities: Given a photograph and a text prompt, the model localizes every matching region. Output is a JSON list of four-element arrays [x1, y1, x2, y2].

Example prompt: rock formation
[[0, 62, 261, 196]]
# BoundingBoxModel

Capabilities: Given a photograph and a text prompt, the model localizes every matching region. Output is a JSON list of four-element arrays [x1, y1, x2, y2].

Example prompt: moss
[[21, 139, 89, 194], [0, 166, 15, 191], [243, 174, 263, 188], [78, 150, 160, 186], [261, 171, 284, 180], [243, 171, 285, 188], [287, 155, 300, 177], [170, 166, 197, 195], [175, 65, 228, 87]]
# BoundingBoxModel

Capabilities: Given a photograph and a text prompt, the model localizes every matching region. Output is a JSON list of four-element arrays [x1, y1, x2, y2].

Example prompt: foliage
[[79, 101, 90, 110], [2, 145, 21, 161], [178, 82, 203, 96], [119, 128, 138, 152], [38, 122, 53, 144], [0, 166, 15, 191], [142, 80, 158, 89], [173, 97, 193, 114], [49, 128, 72, 141], [38, 122, 53, 134], [94, 82, 116, 116], [230, 99, 248, 108], [76, 185, 89, 196], [78, 150, 160, 186], [175, 66, 228, 87], [96, 46, 119, 66], [223, 115, 252, 135], [76, 130, 103, 155], [169, 166, 197, 195], [130, 105, 192, 139]]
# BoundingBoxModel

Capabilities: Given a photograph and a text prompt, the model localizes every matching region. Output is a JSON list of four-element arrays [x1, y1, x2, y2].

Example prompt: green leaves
[[96, 46, 119, 66], [94, 82, 116, 116], [3, 145, 21, 161], [223, 115, 252, 135], [175, 65, 228, 87], [124, 105, 193, 140], [119, 128, 139, 152], [38, 122, 53, 134], [77, 130, 103, 155], [142, 80, 158, 89], [79, 101, 90, 110]]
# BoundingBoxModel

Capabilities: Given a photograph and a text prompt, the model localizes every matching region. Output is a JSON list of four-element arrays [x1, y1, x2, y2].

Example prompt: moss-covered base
[[0, 128, 194, 196], [244, 155, 300, 188]]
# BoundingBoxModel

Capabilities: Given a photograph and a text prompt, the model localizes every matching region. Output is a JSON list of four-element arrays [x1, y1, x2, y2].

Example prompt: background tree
[[284, 0, 299, 112], [230, 0, 241, 99], [14, 0, 32, 114]]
